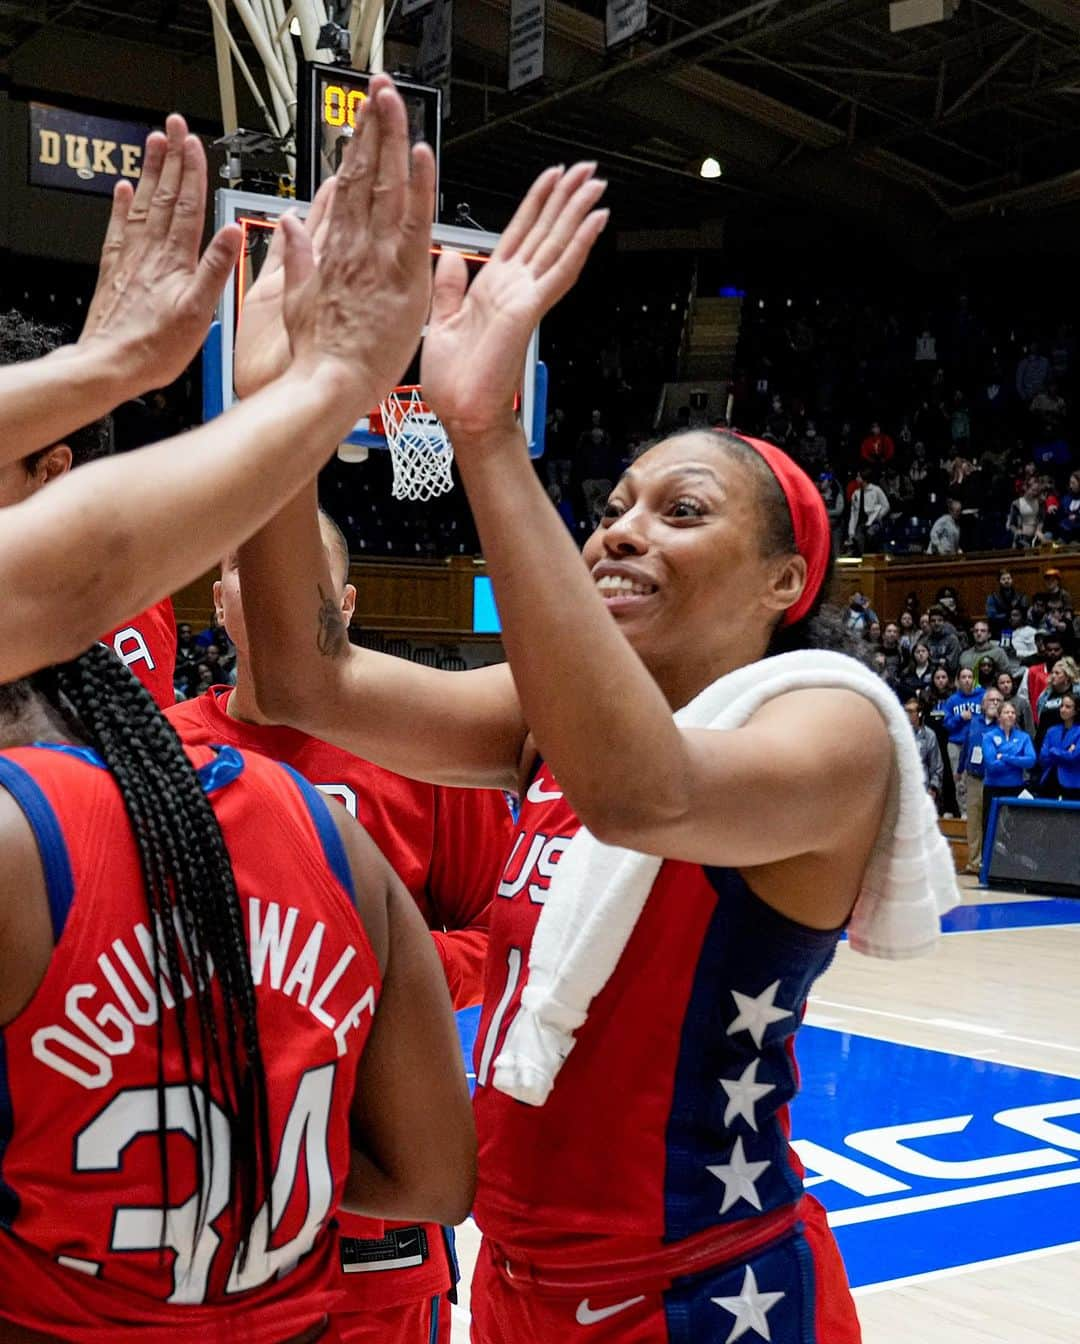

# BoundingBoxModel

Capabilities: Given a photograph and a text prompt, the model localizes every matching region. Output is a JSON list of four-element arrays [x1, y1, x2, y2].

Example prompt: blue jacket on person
[[1039, 724, 1080, 791], [943, 691, 984, 745], [981, 728, 1036, 788], [960, 712, 999, 778]]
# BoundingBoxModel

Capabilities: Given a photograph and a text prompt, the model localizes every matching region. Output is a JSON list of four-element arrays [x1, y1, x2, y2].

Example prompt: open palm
[[421, 164, 607, 442], [234, 178, 335, 398]]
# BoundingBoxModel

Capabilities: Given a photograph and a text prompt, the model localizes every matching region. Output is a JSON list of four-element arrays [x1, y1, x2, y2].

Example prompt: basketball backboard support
[[203, 188, 547, 459]]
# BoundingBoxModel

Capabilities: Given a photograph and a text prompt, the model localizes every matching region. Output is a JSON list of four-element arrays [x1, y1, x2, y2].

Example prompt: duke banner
[[29, 103, 152, 196]]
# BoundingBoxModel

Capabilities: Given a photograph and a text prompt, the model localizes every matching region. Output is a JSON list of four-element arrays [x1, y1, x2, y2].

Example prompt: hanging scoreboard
[[297, 62, 441, 203]]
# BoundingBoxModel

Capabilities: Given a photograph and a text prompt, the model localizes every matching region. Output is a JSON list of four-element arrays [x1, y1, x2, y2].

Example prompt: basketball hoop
[[377, 386, 455, 502]]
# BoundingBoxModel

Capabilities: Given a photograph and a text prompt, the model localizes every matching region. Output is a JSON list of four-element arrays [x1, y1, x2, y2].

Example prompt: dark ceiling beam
[[941, 31, 1032, 118], [718, 60, 937, 83], [729, 41, 1002, 173], [1014, 0, 1080, 37], [445, 0, 883, 149], [848, 55, 1080, 153]]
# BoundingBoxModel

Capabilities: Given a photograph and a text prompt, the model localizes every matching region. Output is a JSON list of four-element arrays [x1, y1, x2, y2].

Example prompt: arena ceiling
[[2, 0, 1080, 241]]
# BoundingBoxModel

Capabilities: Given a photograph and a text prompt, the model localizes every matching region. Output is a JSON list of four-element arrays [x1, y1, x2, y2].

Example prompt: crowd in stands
[[734, 290, 1080, 556], [850, 565, 1080, 873]]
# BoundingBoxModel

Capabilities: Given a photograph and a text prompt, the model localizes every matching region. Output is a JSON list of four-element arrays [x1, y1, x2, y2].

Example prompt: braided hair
[[29, 642, 273, 1263]]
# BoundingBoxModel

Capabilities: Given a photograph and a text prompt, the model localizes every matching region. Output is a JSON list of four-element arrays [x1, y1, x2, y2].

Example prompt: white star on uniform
[[725, 980, 791, 1049], [711, 1265, 786, 1343], [706, 1137, 771, 1214], [720, 1058, 776, 1131]]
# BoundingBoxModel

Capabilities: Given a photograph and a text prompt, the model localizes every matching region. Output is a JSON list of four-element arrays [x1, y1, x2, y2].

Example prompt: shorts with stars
[[469, 1196, 860, 1343]]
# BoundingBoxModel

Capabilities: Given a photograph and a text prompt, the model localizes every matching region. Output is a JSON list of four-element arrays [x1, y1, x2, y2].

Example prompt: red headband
[[737, 435, 832, 627]]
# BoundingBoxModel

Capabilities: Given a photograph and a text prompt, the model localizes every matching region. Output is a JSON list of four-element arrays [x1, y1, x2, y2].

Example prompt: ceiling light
[[699, 157, 723, 179], [289, 16, 301, 35]]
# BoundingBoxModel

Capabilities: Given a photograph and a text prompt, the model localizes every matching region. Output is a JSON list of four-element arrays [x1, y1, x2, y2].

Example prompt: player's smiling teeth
[[596, 575, 657, 596]]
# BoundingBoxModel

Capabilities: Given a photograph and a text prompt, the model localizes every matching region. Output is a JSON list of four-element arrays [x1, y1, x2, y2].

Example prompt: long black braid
[[30, 642, 274, 1266]]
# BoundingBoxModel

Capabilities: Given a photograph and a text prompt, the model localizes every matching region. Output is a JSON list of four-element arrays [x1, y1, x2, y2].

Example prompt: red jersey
[[167, 686, 513, 1314], [101, 597, 177, 710], [0, 741, 380, 1343], [167, 687, 510, 1009], [473, 762, 850, 1292]]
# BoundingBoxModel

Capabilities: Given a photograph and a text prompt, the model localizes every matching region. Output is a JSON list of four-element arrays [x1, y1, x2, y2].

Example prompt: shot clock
[[297, 62, 441, 203]]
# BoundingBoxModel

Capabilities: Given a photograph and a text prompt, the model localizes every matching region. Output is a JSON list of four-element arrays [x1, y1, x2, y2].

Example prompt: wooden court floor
[[450, 876, 1080, 1342]]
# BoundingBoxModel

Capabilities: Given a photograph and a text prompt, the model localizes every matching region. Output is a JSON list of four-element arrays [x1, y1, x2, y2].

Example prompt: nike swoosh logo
[[526, 778, 563, 804], [575, 1296, 646, 1325]]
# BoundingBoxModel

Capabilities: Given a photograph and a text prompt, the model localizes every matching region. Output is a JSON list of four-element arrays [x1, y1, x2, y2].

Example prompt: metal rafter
[[446, 0, 884, 149]]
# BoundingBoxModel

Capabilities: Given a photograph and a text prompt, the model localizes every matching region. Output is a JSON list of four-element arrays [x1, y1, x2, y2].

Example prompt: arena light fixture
[[699, 157, 723, 179]]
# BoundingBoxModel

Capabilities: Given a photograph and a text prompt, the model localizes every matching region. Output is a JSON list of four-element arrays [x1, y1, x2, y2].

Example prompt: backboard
[[203, 188, 547, 459]]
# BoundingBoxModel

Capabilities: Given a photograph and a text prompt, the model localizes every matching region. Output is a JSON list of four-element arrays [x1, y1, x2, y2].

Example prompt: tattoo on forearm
[[316, 585, 349, 659]]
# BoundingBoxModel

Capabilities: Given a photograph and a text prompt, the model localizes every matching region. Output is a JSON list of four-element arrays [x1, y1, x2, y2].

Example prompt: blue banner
[[29, 103, 152, 196]]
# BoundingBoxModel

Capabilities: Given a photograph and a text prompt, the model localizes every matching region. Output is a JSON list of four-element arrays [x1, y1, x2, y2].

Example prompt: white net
[[379, 387, 455, 502]]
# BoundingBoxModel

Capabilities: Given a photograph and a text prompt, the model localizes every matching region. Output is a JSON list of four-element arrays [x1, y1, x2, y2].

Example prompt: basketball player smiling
[[239, 150, 891, 1343]]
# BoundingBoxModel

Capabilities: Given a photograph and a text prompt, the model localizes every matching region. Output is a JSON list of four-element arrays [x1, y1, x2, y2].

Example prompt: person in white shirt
[[847, 470, 891, 552]]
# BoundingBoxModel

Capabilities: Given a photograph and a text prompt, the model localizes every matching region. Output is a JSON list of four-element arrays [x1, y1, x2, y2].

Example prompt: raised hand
[[280, 73, 436, 419], [79, 114, 242, 395], [233, 177, 336, 399], [420, 164, 608, 442]]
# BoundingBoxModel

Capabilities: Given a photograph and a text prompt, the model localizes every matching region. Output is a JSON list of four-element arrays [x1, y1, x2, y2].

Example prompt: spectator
[[871, 650, 898, 692], [915, 327, 937, 364], [764, 394, 794, 445], [936, 585, 964, 626], [949, 391, 971, 452], [907, 441, 938, 513], [975, 655, 998, 691], [175, 622, 200, 673], [960, 687, 1004, 874], [816, 472, 845, 551], [981, 703, 1036, 835], [1007, 479, 1046, 548], [194, 611, 233, 655], [905, 696, 943, 806], [580, 424, 617, 527], [985, 568, 1027, 637], [897, 609, 919, 661], [844, 590, 877, 636], [999, 605, 1037, 674], [1044, 597, 1074, 650], [944, 666, 983, 815], [960, 620, 1010, 680], [1020, 634, 1066, 727], [867, 620, 882, 646], [1038, 692, 1080, 800], [798, 422, 829, 473], [1035, 657, 1080, 750], [899, 641, 934, 701], [925, 665, 954, 727], [1058, 473, 1080, 543], [996, 670, 1033, 735], [928, 498, 963, 555], [1034, 568, 1073, 612], [1030, 380, 1067, 440], [880, 621, 904, 680], [1015, 341, 1051, 404], [975, 366, 1011, 431], [847, 470, 891, 553], [925, 604, 962, 677], [860, 420, 895, 467]]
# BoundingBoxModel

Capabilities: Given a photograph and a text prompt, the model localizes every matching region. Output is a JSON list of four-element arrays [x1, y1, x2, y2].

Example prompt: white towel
[[493, 649, 959, 1107]]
